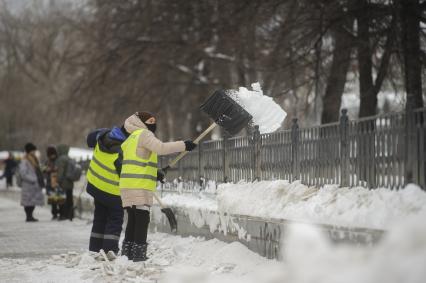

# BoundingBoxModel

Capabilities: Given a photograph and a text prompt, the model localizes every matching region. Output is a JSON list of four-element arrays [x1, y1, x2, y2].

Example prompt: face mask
[[147, 123, 157, 133]]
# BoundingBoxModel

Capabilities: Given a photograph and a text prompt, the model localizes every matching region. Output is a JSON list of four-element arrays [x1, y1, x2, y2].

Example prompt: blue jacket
[[86, 126, 129, 205]]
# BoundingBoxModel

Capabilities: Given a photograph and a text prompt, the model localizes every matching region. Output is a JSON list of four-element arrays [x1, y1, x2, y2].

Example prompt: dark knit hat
[[24, 142, 37, 153], [136, 111, 155, 123], [46, 145, 57, 156]]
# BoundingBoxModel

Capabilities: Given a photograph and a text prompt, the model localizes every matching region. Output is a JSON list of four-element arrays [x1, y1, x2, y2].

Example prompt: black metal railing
[[159, 107, 426, 190]]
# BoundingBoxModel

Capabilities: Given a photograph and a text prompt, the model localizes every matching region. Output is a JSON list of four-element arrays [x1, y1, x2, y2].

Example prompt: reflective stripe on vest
[[86, 143, 120, 196], [119, 129, 158, 191]]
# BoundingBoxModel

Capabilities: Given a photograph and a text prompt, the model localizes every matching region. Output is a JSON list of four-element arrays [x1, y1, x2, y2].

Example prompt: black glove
[[157, 169, 166, 183], [184, 140, 197, 151], [157, 166, 169, 183]]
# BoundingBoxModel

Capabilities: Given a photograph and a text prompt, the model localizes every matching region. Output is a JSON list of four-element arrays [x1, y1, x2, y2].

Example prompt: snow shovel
[[154, 193, 178, 233], [166, 89, 253, 168], [155, 90, 251, 232]]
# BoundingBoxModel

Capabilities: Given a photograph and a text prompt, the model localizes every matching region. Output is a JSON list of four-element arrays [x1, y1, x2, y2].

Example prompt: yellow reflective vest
[[86, 143, 120, 196], [119, 129, 158, 191]]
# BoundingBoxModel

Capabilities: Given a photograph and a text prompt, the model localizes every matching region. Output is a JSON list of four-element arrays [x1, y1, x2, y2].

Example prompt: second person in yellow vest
[[120, 112, 196, 262]]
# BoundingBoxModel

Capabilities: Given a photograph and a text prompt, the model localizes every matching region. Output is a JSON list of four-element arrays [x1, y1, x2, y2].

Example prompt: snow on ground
[[0, 233, 276, 283], [1, 213, 426, 283], [160, 193, 217, 211], [277, 212, 426, 283], [0, 193, 90, 259], [229, 82, 287, 134], [1, 179, 426, 282], [1, 147, 92, 161], [0, 150, 24, 160], [69, 147, 93, 160], [162, 180, 426, 230], [0, 151, 9, 159]]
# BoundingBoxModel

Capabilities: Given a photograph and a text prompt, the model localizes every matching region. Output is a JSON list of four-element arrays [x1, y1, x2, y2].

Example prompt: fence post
[[291, 118, 299, 181], [340, 109, 349, 187], [253, 125, 261, 181], [405, 107, 416, 185], [222, 134, 230, 182]]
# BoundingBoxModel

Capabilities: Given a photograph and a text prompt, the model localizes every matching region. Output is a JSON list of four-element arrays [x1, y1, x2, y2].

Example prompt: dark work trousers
[[89, 199, 124, 254], [124, 206, 150, 244], [5, 175, 13, 188], [60, 189, 74, 220], [24, 206, 35, 220], [47, 186, 59, 217]]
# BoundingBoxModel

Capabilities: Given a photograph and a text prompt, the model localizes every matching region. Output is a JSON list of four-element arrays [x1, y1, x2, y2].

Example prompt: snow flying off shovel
[[167, 90, 253, 168]]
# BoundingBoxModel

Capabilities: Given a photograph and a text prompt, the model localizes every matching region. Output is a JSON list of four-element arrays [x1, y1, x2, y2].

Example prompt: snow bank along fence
[[150, 206, 384, 260], [159, 107, 426, 189]]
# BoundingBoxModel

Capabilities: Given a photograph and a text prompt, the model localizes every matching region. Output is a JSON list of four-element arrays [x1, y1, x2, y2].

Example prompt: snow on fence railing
[[159, 107, 426, 190]]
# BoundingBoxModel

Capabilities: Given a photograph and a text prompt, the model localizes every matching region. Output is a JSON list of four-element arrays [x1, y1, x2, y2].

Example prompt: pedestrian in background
[[18, 143, 45, 222], [43, 146, 62, 220], [119, 112, 196, 262], [56, 144, 81, 221], [0, 152, 18, 189]]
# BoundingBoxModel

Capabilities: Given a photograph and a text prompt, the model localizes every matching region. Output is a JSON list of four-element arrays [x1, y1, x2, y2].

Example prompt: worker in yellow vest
[[120, 112, 196, 262], [86, 123, 132, 257]]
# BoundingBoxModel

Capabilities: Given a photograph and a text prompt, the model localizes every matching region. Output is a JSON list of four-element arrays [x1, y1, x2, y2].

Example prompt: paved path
[[0, 189, 91, 259]]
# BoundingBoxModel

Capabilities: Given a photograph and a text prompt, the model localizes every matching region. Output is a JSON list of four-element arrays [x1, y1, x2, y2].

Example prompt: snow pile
[[161, 180, 426, 230], [0, 150, 24, 160], [161, 193, 217, 211], [278, 212, 426, 283], [217, 181, 426, 229], [229, 82, 287, 134], [0, 151, 9, 159], [2, 219, 426, 283], [69, 147, 93, 160], [0, 233, 275, 283], [158, 194, 225, 235]]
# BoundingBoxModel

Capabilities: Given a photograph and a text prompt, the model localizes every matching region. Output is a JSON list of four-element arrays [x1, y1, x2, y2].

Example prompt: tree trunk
[[400, 0, 423, 110], [357, 0, 376, 118], [321, 24, 354, 124]]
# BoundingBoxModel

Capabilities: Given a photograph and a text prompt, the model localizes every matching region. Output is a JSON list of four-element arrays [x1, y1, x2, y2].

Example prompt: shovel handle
[[153, 193, 165, 208], [168, 122, 217, 168]]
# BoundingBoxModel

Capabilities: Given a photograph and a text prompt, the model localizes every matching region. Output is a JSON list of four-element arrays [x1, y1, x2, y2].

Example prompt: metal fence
[[159, 107, 426, 189]]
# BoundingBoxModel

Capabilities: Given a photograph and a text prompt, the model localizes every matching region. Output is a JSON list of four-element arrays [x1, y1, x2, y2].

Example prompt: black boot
[[25, 206, 38, 222], [132, 243, 148, 262], [121, 240, 134, 260]]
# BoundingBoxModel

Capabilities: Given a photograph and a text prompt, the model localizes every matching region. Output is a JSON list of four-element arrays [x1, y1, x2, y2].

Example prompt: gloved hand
[[157, 168, 166, 183], [184, 140, 197, 151]]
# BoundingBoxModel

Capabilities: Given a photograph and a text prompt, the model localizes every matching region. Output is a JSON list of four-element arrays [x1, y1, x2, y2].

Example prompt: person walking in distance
[[119, 112, 196, 262], [86, 122, 131, 257], [0, 152, 17, 189], [43, 146, 61, 220], [18, 143, 45, 222], [56, 144, 81, 221]]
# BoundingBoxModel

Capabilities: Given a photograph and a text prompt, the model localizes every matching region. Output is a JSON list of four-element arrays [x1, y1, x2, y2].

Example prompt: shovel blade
[[161, 208, 177, 233], [200, 90, 252, 136]]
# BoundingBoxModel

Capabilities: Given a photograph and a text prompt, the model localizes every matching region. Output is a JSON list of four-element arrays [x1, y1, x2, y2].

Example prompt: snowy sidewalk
[[0, 190, 91, 259], [0, 189, 278, 283], [1, 188, 426, 282]]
